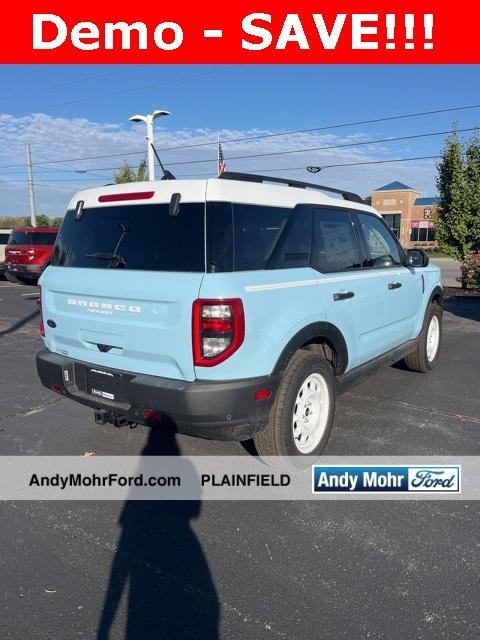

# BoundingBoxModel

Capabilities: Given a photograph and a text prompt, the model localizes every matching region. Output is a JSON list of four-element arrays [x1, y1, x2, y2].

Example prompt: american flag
[[217, 138, 227, 175]]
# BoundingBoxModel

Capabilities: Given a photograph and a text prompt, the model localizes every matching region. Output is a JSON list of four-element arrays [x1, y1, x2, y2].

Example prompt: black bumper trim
[[36, 350, 280, 441], [6, 264, 45, 277]]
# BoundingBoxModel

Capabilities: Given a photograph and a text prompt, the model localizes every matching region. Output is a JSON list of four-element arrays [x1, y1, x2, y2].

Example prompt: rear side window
[[206, 202, 290, 272], [314, 209, 362, 273], [51, 203, 205, 272]]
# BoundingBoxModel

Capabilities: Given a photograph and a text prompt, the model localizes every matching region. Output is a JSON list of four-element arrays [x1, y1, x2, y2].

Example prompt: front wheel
[[254, 350, 336, 467], [403, 302, 442, 373]]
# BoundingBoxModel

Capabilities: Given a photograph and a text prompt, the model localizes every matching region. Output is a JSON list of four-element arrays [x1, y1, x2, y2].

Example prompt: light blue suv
[[36, 173, 443, 460]]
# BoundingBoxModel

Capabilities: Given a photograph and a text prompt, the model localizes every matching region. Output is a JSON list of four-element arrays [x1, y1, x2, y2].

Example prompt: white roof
[[67, 177, 379, 216]]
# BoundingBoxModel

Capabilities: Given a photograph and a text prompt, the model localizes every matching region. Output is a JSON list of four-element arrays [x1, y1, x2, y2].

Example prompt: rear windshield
[[8, 230, 57, 246], [51, 203, 205, 272], [0, 233, 11, 245]]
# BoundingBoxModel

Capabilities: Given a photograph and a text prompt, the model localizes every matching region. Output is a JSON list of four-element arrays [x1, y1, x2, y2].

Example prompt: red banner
[[0, 1, 478, 63]]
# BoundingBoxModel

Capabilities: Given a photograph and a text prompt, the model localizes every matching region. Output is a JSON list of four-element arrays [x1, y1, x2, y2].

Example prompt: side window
[[231, 204, 289, 271], [267, 208, 312, 270], [314, 209, 362, 273], [357, 213, 402, 268]]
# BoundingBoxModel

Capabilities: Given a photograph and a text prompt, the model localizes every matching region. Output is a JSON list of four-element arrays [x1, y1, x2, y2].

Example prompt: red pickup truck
[[5, 227, 59, 284]]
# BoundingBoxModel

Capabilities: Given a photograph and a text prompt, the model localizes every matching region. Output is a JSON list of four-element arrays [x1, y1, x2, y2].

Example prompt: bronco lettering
[[67, 298, 141, 313]]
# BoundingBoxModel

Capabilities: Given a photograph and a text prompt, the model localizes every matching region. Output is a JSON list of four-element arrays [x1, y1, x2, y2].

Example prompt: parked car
[[5, 226, 59, 284], [0, 228, 12, 279], [36, 174, 442, 464]]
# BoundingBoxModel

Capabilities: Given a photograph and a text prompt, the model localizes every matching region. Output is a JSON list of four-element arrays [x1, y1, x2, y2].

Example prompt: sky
[[0, 64, 479, 217]]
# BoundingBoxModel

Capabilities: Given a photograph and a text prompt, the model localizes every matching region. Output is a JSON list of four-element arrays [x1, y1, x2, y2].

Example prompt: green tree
[[35, 214, 51, 227], [51, 216, 64, 227], [435, 125, 471, 260], [113, 160, 147, 184], [465, 130, 480, 250]]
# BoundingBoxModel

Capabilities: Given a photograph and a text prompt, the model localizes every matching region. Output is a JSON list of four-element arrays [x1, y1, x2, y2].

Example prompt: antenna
[[150, 142, 176, 181]]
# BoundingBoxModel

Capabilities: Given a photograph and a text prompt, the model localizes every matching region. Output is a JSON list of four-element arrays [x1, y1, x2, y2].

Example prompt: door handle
[[333, 291, 354, 301], [388, 282, 402, 290]]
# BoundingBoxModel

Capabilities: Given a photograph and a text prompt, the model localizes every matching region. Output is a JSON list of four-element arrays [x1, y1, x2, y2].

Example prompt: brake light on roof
[[37, 286, 45, 337], [98, 191, 155, 203], [192, 299, 245, 367]]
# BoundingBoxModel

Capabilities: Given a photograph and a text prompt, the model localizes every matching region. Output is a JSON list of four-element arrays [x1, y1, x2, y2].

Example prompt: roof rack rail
[[219, 171, 364, 204]]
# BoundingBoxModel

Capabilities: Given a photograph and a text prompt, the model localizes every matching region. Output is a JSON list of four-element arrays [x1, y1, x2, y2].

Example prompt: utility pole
[[129, 110, 171, 181], [25, 143, 37, 227]]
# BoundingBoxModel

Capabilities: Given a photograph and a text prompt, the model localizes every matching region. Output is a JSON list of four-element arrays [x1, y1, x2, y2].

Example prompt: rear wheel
[[5, 270, 20, 284], [254, 350, 336, 467], [403, 302, 442, 373]]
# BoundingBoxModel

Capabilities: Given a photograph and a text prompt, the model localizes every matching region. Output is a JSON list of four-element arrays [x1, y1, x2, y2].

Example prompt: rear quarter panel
[[196, 267, 326, 381]]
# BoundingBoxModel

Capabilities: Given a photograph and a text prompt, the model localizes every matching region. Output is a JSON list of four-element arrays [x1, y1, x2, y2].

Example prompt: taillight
[[37, 286, 45, 337], [192, 299, 245, 367]]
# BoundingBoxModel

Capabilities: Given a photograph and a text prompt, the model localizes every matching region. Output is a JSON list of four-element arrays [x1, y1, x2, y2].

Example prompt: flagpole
[[217, 134, 220, 176]]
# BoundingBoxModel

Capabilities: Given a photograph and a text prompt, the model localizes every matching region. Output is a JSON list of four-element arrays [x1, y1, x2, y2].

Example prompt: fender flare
[[428, 285, 444, 307], [273, 322, 348, 375]]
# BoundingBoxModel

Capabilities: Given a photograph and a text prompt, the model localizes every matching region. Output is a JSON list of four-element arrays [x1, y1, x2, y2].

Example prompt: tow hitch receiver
[[94, 409, 132, 428]]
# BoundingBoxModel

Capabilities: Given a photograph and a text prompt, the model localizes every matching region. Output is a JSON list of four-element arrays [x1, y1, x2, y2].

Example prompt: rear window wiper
[[86, 252, 127, 268]]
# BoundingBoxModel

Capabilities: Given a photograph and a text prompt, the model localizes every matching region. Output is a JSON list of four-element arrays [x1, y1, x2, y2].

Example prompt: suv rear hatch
[[41, 197, 206, 382]]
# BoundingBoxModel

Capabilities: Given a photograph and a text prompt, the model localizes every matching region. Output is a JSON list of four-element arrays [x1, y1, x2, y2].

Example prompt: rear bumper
[[6, 263, 46, 277], [36, 349, 280, 441]]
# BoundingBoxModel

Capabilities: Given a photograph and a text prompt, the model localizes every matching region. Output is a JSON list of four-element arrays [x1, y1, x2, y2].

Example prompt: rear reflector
[[51, 384, 63, 394], [254, 388, 272, 401], [143, 410, 163, 422], [98, 191, 155, 203]]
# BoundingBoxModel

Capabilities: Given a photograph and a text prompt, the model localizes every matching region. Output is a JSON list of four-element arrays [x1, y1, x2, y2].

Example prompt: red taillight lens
[[192, 299, 245, 367], [37, 286, 45, 337]]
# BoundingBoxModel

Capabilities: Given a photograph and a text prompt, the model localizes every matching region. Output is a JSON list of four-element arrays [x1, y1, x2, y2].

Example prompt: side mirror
[[406, 248, 429, 268]]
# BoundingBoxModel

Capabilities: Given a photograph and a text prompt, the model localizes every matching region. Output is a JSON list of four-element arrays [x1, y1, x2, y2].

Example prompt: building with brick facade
[[371, 182, 439, 249]]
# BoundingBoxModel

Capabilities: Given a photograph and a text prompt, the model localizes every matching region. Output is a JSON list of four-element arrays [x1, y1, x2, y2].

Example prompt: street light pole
[[145, 115, 155, 183], [129, 110, 171, 182], [25, 143, 37, 227]]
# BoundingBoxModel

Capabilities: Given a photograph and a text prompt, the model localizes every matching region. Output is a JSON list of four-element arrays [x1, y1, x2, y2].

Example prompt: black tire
[[254, 350, 336, 468], [403, 302, 442, 373], [5, 270, 20, 284]]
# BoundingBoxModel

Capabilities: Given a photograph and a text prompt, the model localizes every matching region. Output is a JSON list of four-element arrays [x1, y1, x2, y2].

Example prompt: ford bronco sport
[[36, 173, 443, 460]]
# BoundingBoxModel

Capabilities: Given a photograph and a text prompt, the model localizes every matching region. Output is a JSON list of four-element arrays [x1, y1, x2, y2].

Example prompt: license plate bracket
[[86, 367, 122, 402]]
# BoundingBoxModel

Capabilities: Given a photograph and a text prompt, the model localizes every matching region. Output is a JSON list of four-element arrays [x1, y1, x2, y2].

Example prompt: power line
[[10, 66, 238, 118], [0, 154, 443, 186], [0, 68, 41, 84], [0, 104, 480, 169], [2, 67, 133, 101], [0, 102, 477, 170], [150, 103, 480, 153], [164, 127, 477, 167], [173, 154, 443, 178]]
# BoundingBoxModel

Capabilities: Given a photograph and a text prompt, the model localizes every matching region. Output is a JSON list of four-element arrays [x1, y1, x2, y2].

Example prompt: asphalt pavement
[[431, 258, 462, 288], [0, 280, 479, 640]]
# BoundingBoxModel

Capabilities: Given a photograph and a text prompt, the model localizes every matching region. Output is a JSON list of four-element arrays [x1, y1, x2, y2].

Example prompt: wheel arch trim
[[273, 322, 348, 376]]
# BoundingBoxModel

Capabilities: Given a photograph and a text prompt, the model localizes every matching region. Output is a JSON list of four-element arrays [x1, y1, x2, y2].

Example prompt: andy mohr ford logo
[[312, 465, 460, 493]]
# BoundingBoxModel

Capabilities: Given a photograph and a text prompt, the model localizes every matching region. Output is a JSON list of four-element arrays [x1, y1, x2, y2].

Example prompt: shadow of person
[[96, 425, 219, 640]]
